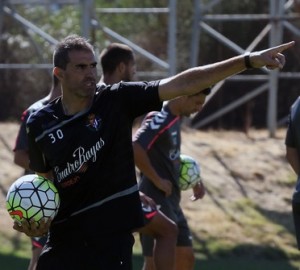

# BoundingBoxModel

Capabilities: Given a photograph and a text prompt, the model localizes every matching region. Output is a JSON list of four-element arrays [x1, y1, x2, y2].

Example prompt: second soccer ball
[[179, 154, 201, 191]]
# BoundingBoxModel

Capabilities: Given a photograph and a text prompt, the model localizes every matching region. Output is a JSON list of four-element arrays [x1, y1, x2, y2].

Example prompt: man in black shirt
[[13, 75, 61, 270], [99, 42, 177, 270], [13, 34, 294, 270]]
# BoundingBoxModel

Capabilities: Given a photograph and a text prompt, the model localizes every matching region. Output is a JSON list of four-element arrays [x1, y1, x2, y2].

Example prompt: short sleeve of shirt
[[285, 113, 295, 147], [285, 97, 300, 148], [107, 81, 162, 119], [133, 107, 178, 152], [133, 111, 159, 151], [27, 112, 51, 173], [14, 110, 30, 151], [14, 97, 49, 152]]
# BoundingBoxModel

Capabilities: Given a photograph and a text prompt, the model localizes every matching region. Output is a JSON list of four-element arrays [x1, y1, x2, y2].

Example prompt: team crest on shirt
[[86, 113, 101, 131]]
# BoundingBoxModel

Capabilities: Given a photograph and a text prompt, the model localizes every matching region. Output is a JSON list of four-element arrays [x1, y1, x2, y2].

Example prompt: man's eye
[[91, 63, 97, 68], [76, 65, 86, 70]]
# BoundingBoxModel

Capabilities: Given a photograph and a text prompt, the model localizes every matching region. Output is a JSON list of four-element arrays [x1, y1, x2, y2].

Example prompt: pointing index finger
[[272, 41, 295, 53]]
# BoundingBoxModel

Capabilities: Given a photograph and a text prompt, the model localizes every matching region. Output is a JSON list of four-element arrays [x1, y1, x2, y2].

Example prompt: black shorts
[[139, 188, 192, 256], [31, 236, 47, 250], [37, 232, 134, 270], [141, 202, 158, 225], [292, 201, 300, 250]]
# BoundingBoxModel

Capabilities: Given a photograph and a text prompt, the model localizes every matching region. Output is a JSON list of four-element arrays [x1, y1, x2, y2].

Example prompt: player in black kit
[[13, 75, 61, 270], [12, 34, 294, 270], [98, 42, 177, 270]]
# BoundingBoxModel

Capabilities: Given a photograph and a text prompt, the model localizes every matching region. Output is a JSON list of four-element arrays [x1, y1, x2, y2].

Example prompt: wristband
[[244, 52, 253, 69]]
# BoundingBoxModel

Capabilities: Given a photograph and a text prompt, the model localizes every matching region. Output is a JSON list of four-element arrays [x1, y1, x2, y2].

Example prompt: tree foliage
[[1, 0, 299, 129]]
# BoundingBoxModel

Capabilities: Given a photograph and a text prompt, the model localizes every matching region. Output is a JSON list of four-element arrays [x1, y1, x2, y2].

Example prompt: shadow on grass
[[191, 232, 300, 270], [0, 252, 298, 270], [194, 258, 299, 270], [133, 252, 298, 270], [0, 253, 29, 270], [256, 206, 295, 237]]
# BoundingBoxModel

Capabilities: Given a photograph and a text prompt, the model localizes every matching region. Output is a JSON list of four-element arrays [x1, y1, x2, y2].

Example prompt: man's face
[[62, 49, 97, 98], [181, 94, 207, 117], [122, 59, 137, 82]]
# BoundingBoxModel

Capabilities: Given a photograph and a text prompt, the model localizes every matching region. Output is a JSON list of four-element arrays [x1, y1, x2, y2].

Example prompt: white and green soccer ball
[[179, 154, 201, 191], [6, 174, 60, 224]]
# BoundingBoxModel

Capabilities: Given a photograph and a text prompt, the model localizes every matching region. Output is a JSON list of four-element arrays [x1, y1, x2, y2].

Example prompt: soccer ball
[[6, 174, 60, 224], [179, 154, 201, 191]]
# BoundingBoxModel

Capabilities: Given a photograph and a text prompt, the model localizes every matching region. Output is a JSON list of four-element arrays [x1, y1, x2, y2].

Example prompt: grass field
[[0, 229, 299, 270], [1, 123, 300, 269], [0, 251, 299, 270]]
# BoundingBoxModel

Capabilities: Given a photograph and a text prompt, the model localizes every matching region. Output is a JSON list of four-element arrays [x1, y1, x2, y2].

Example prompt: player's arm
[[133, 141, 172, 197], [36, 171, 54, 181], [158, 41, 294, 101], [14, 110, 30, 169], [14, 149, 30, 170], [191, 181, 206, 202], [286, 146, 300, 175]]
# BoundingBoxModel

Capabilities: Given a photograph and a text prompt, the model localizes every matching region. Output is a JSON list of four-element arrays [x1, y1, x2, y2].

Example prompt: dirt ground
[[0, 121, 297, 258]]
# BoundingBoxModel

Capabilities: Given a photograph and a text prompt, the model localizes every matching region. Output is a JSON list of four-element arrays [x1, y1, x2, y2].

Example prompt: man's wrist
[[244, 52, 253, 69], [196, 180, 203, 186]]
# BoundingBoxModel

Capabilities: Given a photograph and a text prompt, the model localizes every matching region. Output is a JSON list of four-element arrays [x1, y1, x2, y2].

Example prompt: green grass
[[0, 230, 299, 270], [1, 202, 300, 270], [1, 196, 300, 270], [0, 230, 32, 270], [197, 259, 298, 270], [0, 232, 299, 270], [1, 252, 299, 270], [0, 254, 30, 270]]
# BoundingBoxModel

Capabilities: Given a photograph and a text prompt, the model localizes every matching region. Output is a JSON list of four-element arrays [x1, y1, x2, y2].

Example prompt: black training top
[[26, 81, 162, 240], [14, 96, 51, 175], [285, 96, 300, 202], [133, 105, 182, 203]]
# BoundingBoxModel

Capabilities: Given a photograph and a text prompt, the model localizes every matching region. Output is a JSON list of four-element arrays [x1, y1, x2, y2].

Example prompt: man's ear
[[53, 67, 63, 80], [118, 62, 126, 74]]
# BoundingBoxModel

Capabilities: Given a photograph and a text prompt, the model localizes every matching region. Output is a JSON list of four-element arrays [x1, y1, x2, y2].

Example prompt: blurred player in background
[[285, 97, 300, 251], [132, 89, 210, 270], [99, 42, 178, 270], [13, 75, 61, 270]]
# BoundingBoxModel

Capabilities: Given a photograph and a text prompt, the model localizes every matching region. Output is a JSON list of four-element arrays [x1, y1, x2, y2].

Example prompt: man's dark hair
[[100, 43, 134, 75], [53, 34, 94, 70]]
